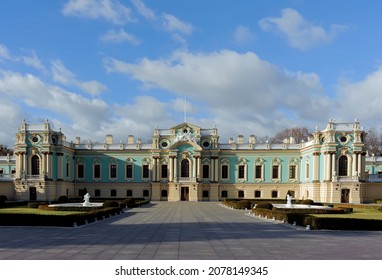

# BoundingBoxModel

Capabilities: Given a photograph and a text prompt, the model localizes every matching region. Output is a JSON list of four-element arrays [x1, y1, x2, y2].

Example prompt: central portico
[[150, 122, 220, 202]]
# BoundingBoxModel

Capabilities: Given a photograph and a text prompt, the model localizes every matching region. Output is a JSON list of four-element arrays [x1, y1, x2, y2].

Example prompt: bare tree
[[270, 127, 311, 144], [364, 128, 382, 156], [0, 145, 12, 156]]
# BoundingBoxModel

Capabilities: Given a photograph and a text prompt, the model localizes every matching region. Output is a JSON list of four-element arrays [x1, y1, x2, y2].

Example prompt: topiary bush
[[102, 201, 120, 208], [57, 195, 69, 203], [302, 199, 314, 205], [254, 202, 273, 210]]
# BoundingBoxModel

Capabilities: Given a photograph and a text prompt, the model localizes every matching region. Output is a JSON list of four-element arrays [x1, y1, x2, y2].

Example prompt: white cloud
[[259, 8, 347, 50], [100, 28, 141, 44], [21, 51, 46, 72], [0, 70, 110, 138], [51, 60, 107, 96], [336, 68, 382, 126], [0, 44, 11, 61], [131, 0, 156, 21], [62, 0, 135, 25], [233, 25, 255, 45], [161, 13, 193, 35], [104, 49, 330, 140]]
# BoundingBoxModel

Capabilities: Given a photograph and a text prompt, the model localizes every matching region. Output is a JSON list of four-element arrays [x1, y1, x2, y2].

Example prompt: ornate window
[[339, 155, 348, 176], [31, 155, 40, 175], [220, 158, 230, 180], [254, 158, 264, 181], [161, 164, 168, 179], [77, 163, 85, 179], [125, 158, 134, 180], [288, 158, 299, 181], [271, 158, 281, 182], [109, 160, 118, 180], [142, 158, 151, 179], [181, 159, 190, 177], [93, 159, 101, 180], [237, 158, 248, 181]]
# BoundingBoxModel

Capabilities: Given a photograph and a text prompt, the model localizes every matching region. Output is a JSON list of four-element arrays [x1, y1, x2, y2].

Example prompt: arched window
[[181, 159, 190, 177], [339, 156, 348, 176], [31, 155, 40, 175]]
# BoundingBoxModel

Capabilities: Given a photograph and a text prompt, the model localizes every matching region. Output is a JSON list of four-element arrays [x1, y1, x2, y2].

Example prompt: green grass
[[312, 208, 382, 220], [0, 207, 83, 215]]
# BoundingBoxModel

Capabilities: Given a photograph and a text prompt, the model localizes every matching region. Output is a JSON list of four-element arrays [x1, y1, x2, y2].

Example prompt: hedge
[[0, 207, 123, 227]]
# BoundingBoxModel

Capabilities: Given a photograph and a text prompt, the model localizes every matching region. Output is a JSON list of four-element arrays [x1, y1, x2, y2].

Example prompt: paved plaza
[[1, 202, 382, 259]]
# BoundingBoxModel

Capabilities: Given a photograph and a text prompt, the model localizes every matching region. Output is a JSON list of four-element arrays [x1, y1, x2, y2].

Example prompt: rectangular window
[[238, 190, 245, 198], [11, 169, 16, 174], [255, 190, 261, 198], [221, 190, 228, 198], [238, 165, 245, 179], [306, 163, 310, 178], [66, 162, 70, 178], [272, 165, 279, 179], [78, 164, 84, 179], [289, 165, 296, 179], [110, 189, 117, 197], [255, 165, 262, 179], [272, 190, 278, 198], [221, 165, 228, 179], [203, 165, 209, 179], [126, 165, 133, 179], [161, 164, 168, 178], [94, 164, 101, 179], [110, 164, 117, 178], [0, 169, 3, 175], [94, 189, 101, 197], [142, 165, 149, 178]]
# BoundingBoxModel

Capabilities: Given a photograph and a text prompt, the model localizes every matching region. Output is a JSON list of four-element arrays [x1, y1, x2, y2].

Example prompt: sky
[[1, 0, 382, 147]]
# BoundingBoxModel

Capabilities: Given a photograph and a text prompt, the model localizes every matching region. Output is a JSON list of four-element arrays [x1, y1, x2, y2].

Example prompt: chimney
[[237, 135, 244, 144], [106, 134, 113, 145], [75, 137, 81, 144], [128, 135, 134, 145]]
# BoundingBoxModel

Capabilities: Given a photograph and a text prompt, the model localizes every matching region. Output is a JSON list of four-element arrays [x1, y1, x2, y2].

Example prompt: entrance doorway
[[181, 187, 189, 201], [29, 187, 37, 201], [341, 189, 350, 203]]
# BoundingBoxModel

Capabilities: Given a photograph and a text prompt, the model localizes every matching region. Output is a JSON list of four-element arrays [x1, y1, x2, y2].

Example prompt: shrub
[[102, 201, 120, 208], [254, 202, 273, 210], [28, 202, 48, 208], [302, 199, 314, 205], [57, 195, 69, 203]]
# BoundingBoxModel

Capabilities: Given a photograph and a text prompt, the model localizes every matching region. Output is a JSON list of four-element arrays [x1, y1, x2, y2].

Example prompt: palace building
[[1, 119, 382, 203]]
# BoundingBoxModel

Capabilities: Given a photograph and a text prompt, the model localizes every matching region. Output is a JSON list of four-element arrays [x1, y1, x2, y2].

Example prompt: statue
[[83, 193, 91, 206], [286, 194, 292, 207]]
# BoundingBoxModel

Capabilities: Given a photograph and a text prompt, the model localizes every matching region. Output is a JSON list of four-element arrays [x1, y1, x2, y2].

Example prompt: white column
[[173, 156, 177, 180], [358, 153, 362, 179], [313, 152, 319, 181], [325, 152, 330, 181], [214, 158, 219, 182], [352, 153, 357, 176], [210, 159, 214, 181], [23, 153, 26, 176], [46, 153, 50, 178], [192, 157, 197, 179], [169, 157, 173, 182], [197, 157, 201, 181], [331, 153, 336, 179], [156, 158, 160, 181], [152, 158, 157, 181]]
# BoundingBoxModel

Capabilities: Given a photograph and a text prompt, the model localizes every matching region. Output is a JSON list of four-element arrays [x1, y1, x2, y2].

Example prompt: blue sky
[[1, 0, 382, 146]]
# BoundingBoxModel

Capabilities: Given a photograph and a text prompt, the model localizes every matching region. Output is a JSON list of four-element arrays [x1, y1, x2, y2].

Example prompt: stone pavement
[[1, 202, 382, 260]]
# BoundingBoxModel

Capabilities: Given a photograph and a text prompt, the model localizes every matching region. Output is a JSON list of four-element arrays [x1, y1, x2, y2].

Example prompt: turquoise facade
[[1, 119, 382, 203]]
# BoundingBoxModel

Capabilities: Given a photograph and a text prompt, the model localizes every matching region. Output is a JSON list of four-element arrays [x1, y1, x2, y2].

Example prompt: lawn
[[312, 208, 382, 220], [0, 207, 82, 215]]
